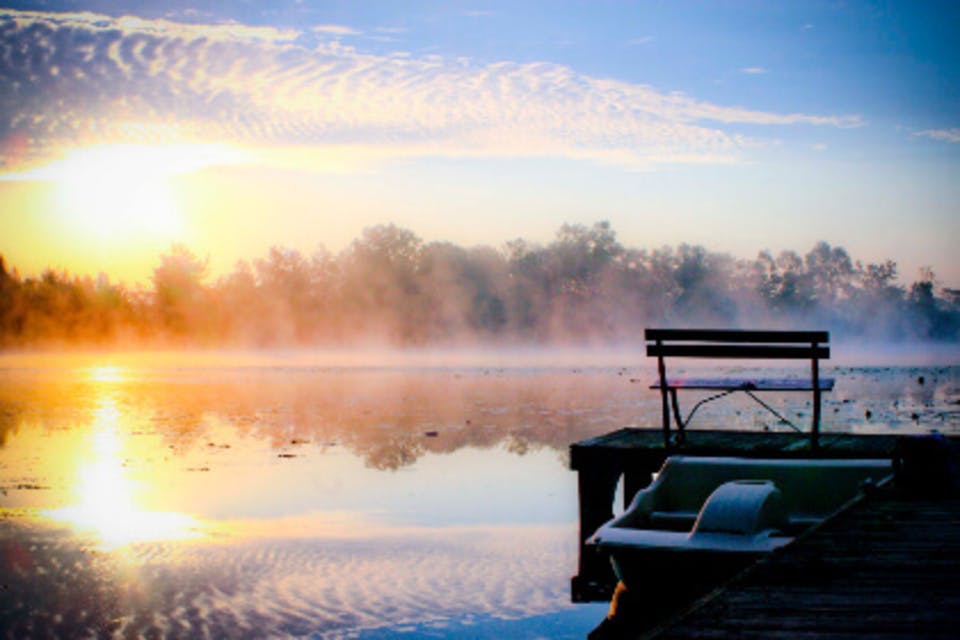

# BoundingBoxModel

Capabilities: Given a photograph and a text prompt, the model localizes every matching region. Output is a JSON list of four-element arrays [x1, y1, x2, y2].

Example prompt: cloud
[[914, 128, 960, 144], [0, 10, 862, 172], [626, 36, 655, 46], [740, 67, 768, 75], [312, 24, 360, 36]]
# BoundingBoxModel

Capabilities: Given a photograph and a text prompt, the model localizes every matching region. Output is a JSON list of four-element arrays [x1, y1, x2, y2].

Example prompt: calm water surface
[[0, 351, 957, 638]]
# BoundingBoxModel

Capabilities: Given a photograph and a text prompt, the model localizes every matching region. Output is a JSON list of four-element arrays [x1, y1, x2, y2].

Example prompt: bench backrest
[[645, 329, 830, 360], [655, 455, 891, 520]]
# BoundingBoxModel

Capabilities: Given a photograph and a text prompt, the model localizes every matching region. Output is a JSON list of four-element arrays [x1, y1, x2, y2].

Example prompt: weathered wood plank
[[646, 492, 960, 640], [647, 344, 830, 360], [644, 329, 830, 344]]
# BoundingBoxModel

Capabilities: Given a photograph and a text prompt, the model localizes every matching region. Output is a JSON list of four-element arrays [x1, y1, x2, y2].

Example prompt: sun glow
[[45, 394, 202, 549], [13, 143, 250, 244], [86, 364, 125, 383], [53, 145, 185, 241]]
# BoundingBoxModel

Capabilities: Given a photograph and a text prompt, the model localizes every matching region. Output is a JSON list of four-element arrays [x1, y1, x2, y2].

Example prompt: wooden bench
[[646, 329, 833, 448]]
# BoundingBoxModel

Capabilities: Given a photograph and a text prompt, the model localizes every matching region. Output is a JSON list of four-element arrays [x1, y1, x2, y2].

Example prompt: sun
[[25, 143, 250, 244], [52, 145, 189, 242]]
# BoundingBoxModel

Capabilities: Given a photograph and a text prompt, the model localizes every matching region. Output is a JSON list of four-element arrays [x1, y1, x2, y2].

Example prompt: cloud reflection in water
[[0, 355, 956, 637]]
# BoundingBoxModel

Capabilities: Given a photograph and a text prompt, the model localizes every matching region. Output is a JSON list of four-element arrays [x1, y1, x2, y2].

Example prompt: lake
[[0, 350, 957, 638]]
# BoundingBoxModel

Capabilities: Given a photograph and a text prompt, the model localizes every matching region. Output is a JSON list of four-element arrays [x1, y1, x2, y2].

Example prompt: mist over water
[[0, 351, 957, 638], [2, 223, 958, 349]]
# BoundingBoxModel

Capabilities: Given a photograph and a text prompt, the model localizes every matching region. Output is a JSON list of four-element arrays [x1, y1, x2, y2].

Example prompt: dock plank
[[646, 490, 960, 640]]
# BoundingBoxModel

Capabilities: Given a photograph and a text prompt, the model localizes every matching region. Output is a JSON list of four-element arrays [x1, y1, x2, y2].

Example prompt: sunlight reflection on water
[[0, 353, 956, 638], [43, 395, 202, 550]]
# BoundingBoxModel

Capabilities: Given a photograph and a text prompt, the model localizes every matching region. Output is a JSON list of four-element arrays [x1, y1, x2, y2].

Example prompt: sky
[[0, 1, 958, 286]]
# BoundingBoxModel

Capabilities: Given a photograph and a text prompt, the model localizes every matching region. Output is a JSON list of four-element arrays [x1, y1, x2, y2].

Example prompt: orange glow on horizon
[[0, 143, 255, 282], [0, 142, 360, 285]]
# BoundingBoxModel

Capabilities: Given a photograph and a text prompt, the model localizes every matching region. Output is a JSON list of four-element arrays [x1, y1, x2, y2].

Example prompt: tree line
[[1, 221, 957, 348]]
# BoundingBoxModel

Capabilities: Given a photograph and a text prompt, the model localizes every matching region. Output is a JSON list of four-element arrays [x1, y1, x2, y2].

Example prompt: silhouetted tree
[[755, 250, 815, 314], [256, 247, 316, 343], [340, 225, 424, 342], [907, 268, 956, 339], [216, 260, 263, 344], [504, 238, 550, 339], [671, 244, 737, 324], [848, 259, 905, 338], [465, 246, 509, 335], [0, 256, 21, 344], [152, 244, 211, 339], [1, 227, 958, 348]]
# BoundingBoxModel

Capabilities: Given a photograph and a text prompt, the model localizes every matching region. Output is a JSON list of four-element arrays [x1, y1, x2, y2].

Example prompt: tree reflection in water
[[0, 358, 955, 638]]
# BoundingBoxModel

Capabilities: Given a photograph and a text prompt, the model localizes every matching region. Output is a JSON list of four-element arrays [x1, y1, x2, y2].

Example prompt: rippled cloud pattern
[[0, 10, 861, 170]]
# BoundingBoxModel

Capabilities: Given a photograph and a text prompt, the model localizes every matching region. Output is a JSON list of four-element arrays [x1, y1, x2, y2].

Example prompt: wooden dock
[[644, 485, 960, 639], [570, 427, 900, 602]]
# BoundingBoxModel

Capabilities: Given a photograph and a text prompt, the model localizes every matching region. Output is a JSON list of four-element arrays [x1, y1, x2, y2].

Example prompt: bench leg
[[669, 388, 685, 444], [812, 356, 822, 449], [657, 350, 671, 447]]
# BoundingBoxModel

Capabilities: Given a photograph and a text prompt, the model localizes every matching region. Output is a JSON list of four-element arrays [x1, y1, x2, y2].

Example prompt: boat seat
[[590, 479, 793, 554], [693, 480, 786, 535]]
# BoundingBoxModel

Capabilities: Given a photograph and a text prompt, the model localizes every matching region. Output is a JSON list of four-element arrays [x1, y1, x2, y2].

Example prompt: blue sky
[[0, 1, 958, 284]]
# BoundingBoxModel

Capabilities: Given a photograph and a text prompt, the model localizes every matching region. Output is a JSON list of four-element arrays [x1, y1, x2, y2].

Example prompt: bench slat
[[647, 344, 830, 359], [645, 329, 829, 344], [650, 377, 835, 392]]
